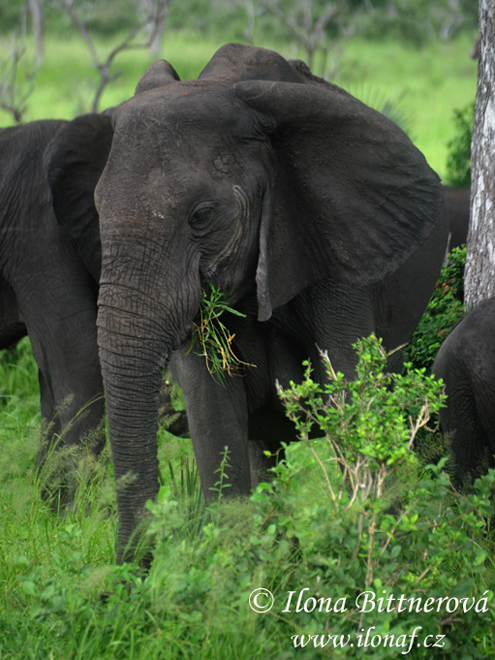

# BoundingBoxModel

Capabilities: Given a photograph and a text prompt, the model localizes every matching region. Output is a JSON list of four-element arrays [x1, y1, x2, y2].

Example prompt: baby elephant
[[433, 297, 495, 486]]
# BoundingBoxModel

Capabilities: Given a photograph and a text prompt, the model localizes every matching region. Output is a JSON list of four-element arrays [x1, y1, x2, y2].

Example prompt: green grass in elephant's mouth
[[187, 282, 256, 385]]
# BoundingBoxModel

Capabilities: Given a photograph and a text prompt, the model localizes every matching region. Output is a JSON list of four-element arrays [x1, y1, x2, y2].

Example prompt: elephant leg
[[170, 349, 252, 499], [33, 332, 104, 504], [36, 367, 63, 470], [36, 366, 74, 506], [0, 280, 66, 489], [19, 282, 105, 502], [443, 391, 494, 487], [437, 367, 495, 487], [432, 300, 495, 488], [32, 337, 104, 449], [18, 271, 103, 438]]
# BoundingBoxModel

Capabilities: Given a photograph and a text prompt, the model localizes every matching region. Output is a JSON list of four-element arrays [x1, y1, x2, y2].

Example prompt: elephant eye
[[190, 206, 215, 230]]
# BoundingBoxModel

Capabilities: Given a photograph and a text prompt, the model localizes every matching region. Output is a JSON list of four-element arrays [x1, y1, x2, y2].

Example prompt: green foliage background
[[0, 0, 479, 177], [404, 246, 467, 372], [445, 103, 474, 188]]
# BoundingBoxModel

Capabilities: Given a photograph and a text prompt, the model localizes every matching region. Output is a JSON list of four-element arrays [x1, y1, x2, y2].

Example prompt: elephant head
[[45, 44, 444, 561]]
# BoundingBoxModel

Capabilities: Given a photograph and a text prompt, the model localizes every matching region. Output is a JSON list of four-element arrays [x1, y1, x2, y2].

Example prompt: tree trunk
[[148, 18, 165, 57], [464, 0, 495, 308], [27, 0, 44, 64], [141, 0, 168, 58]]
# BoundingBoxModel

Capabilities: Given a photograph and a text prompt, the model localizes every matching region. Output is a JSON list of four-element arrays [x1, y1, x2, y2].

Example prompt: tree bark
[[27, 0, 44, 64], [464, 0, 495, 308], [140, 0, 168, 57]]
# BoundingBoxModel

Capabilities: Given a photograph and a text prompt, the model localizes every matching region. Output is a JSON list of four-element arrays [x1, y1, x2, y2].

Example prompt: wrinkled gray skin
[[0, 120, 187, 494], [0, 120, 105, 477], [45, 44, 447, 562], [442, 186, 470, 253], [433, 297, 495, 487]]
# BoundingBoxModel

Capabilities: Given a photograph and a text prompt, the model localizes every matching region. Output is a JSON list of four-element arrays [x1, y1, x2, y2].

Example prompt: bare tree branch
[[242, 0, 260, 44], [57, 0, 171, 112], [140, 0, 169, 56], [0, 24, 38, 124], [27, 0, 45, 64], [259, 0, 350, 74], [384, 0, 475, 43]]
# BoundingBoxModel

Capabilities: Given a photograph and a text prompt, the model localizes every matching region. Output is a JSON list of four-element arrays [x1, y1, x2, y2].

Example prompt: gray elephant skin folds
[[0, 120, 105, 480], [433, 297, 495, 488], [37, 43, 448, 562]]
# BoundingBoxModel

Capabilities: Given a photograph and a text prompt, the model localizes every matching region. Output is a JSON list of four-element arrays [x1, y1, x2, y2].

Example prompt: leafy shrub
[[445, 103, 473, 188], [361, 0, 478, 45], [10, 336, 495, 658], [404, 245, 466, 371]]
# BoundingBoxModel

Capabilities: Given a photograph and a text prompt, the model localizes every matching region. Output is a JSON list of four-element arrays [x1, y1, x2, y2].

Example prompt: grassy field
[[0, 30, 478, 178]]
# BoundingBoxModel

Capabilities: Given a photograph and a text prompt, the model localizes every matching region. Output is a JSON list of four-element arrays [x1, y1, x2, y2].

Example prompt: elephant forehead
[[146, 164, 244, 198], [114, 82, 256, 148], [107, 121, 262, 188]]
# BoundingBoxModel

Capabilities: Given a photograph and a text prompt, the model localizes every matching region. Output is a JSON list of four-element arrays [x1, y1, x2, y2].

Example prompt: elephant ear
[[135, 59, 180, 95], [199, 42, 304, 84], [234, 80, 445, 321], [288, 58, 356, 99], [43, 113, 114, 282]]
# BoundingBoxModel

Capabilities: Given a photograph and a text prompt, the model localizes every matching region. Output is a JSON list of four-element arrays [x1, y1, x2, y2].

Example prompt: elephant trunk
[[97, 242, 200, 562]]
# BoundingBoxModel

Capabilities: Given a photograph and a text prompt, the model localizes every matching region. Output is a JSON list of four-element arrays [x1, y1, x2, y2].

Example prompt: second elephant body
[[0, 119, 187, 487], [443, 186, 470, 253], [0, 120, 105, 468]]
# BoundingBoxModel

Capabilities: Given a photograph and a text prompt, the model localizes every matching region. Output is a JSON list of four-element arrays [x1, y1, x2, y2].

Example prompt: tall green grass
[[0, 30, 477, 177], [0, 339, 194, 659], [1, 337, 494, 658]]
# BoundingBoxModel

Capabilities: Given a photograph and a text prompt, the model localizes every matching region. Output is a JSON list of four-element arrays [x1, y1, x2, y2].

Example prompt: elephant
[[432, 297, 495, 487], [442, 185, 470, 253], [0, 119, 106, 482], [0, 119, 187, 496], [43, 43, 447, 562]]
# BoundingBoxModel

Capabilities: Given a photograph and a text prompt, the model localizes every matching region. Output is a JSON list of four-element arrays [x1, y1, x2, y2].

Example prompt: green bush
[[404, 245, 466, 372], [7, 336, 494, 658], [445, 103, 474, 188]]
